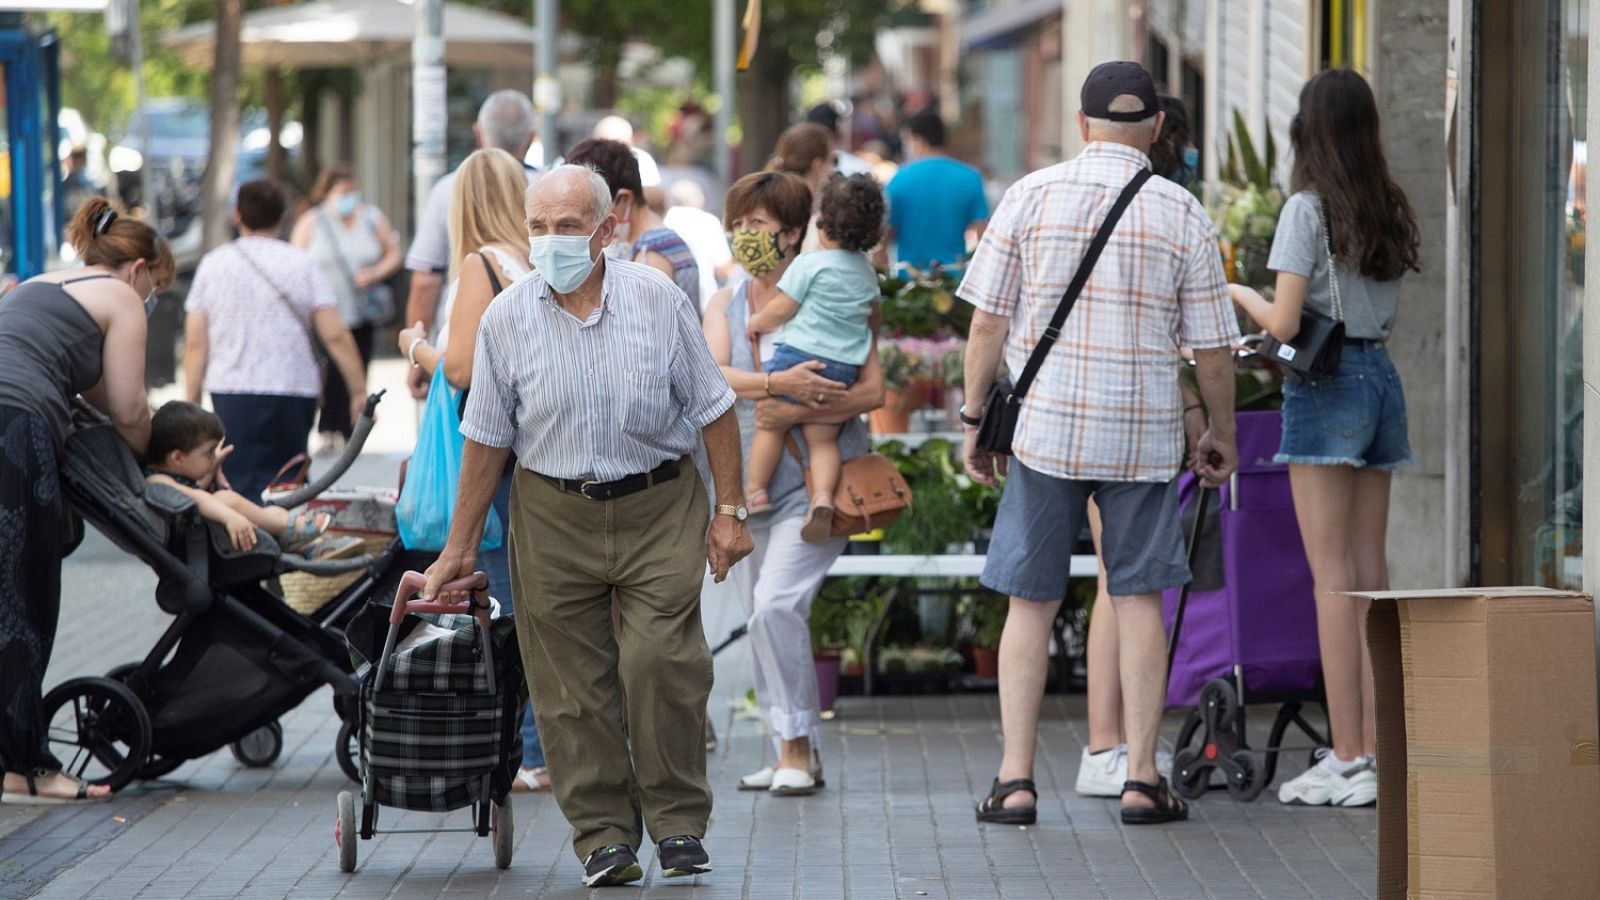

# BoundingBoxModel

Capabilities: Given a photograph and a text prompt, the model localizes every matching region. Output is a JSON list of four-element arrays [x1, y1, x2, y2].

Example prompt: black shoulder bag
[[1258, 202, 1344, 377], [976, 169, 1153, 455]]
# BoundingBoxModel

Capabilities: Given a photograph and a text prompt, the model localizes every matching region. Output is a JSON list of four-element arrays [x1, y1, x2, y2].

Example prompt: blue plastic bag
[[395, 365, 503, 552]]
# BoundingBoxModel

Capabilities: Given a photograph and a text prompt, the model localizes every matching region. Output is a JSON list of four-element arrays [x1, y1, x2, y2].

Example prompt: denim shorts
[[1276, 342, 1412, 470], [765, 344, 860, 403], [981, 460, 1190, 600]]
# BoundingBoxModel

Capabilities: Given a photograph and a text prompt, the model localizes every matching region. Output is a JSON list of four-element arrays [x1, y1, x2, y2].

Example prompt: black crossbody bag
[[976, 169, 1152, 455], [1259, 202, 1345, 377]]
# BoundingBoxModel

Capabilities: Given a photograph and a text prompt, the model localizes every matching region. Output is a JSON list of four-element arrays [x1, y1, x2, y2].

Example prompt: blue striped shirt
[[461, 258, 736, 481]]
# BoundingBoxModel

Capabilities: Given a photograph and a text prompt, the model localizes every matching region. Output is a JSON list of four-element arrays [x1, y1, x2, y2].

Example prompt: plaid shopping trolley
[[334, 570, 526, 873]]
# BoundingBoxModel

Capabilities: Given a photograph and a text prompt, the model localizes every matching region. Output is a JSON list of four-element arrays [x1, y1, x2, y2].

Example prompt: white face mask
[[527, 225, 601, 294]]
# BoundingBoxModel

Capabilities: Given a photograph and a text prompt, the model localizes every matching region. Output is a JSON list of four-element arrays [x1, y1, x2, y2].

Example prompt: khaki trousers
[[507, 458, 713, 860]]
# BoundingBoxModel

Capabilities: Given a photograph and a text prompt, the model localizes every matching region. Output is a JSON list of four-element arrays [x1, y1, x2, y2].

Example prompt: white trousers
[[731, 512, 847, 754]]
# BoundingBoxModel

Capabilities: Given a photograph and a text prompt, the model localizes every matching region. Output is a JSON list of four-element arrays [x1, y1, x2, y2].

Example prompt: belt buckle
[[579, 479, 603, 500]]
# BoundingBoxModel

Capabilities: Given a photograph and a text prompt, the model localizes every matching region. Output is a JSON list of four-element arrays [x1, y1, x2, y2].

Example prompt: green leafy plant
[[958, 595, 1009, 648], [1215, 110, 1286, 292], [879, 266, 972, 338], [880, 438, 979, 554], [940, 346, 966, 389]]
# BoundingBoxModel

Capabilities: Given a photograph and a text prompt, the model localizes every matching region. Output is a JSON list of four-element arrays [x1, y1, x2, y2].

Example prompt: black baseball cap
[[1081, 61, 1159, 122]]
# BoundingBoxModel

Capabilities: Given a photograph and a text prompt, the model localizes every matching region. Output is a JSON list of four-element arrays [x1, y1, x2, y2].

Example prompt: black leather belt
[[540, 458, 679, 501], [1342, 336, 1385, 348]]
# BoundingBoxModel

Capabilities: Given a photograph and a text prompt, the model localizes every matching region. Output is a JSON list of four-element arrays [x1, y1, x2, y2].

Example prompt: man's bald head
[[1081, 95, 1163, 154], [526, 164, 615, 233]]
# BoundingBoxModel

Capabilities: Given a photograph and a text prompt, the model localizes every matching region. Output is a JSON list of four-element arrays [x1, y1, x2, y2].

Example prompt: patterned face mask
[[730, 229, 784, 277]]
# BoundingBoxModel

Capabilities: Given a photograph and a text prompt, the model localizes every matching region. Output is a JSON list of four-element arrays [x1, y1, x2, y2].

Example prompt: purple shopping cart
[[1163, 410, 1329, 801]]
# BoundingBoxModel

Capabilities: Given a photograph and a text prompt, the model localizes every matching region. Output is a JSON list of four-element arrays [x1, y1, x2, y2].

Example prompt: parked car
[[109, 98, 301, 240]]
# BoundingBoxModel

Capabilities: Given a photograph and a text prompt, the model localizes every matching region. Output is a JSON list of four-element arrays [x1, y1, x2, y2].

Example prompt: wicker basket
[[280, 532, 393, 616]]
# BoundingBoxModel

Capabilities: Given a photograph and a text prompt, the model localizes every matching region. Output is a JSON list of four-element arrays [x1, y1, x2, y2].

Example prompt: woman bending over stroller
[[1, 198, 173, 804], [142, 401, 362, 559]]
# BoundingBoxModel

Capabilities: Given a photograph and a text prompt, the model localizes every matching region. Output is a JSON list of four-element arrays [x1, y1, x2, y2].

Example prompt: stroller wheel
[[1170, 748, 1210, 800], [137, 755, 185, 780], [41, 677, 152, 792], [1224, 750, 1268, 802], [336, 790, 358, 872], [492, 798, 514, 869], [335, 719, 361, 784], [231, 721, 284, 768]]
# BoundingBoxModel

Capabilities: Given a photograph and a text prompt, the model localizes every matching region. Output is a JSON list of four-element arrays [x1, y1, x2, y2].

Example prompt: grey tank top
[[726, 280, 871, 521], [0, 275, 107, 448]]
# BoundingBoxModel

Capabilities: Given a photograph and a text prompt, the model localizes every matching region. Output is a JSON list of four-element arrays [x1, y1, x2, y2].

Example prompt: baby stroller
[[1163, 410, 1329, 801], [49, 391, 428, 789], [336, 570, 525, 872]]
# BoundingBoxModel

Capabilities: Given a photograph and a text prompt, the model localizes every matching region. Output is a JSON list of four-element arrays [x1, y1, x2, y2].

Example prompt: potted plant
[[962, 481, 1001, 553], [1215, 110, 1285, 294], [808, 585, 855, 714], [882, 438, 975, 555], [961, 595, 1008, 679], [940, 344, 967, 429], [870, 342, 921, 434]]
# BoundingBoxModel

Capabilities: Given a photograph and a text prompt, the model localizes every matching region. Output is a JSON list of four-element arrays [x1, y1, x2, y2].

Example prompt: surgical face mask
[[1171, 146, 1200, 186], [730, 229, 784, 277], [144, 290, 158, 318], [528, 226, 601, 294], [333, 192, 360, 217]]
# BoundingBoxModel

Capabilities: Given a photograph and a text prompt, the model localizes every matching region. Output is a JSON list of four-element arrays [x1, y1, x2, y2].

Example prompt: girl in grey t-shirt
[[1227, 69, 1420, 810]]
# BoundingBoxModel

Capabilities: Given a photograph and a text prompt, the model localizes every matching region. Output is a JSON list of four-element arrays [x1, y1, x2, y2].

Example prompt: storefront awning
[[961, 0, 1060, 51], [163, 0, 536, 70]]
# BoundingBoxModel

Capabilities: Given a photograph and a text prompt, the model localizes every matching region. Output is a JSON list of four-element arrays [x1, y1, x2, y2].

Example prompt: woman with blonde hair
[[396, 147, 549, 791]]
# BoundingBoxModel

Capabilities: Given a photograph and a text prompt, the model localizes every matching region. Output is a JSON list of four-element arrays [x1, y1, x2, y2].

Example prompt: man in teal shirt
[[885, 108, 990, 271]]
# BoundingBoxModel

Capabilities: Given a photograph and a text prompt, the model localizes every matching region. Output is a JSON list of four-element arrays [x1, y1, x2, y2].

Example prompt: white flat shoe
[[769, 767, 818, 796], [738, 766, 775, 791]]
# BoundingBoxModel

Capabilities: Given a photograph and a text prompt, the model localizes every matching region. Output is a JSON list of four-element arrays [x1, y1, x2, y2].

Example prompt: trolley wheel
[[335, 719, 361, 785], [1170, 748, 1210, 800], [492, 798, 514, 869], [1199, 679, 1238, 735], [1225, 750, 1267, 802], [1173, 708, 1203, 754], [336, 791, 358, 872], [41, 677, 152, 792], [230, 721, 284, 768]]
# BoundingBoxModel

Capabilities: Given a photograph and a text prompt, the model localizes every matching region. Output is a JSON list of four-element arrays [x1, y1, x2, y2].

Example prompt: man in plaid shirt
[[960, 62, 1239, 827]]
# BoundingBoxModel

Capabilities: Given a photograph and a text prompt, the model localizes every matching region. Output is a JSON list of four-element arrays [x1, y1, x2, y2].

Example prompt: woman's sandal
[[1120, 777, 1188, 825], [1, 771, 111, 806], [282, 510, 332, 551], [975, 777, 1037, 825]]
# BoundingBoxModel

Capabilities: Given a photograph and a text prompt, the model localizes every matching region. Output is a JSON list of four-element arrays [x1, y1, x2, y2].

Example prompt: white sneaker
[[1277, 750, 1376, 807], [1074, 743, 1176, 797]]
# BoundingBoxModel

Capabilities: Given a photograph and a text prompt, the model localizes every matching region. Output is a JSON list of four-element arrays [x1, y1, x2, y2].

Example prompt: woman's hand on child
[[772, 361, 848, 409], [224, 511, 257, 552]]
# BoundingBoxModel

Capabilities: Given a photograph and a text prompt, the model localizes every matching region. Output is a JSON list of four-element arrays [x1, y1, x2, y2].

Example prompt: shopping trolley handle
[[392, 570, 492, 627]]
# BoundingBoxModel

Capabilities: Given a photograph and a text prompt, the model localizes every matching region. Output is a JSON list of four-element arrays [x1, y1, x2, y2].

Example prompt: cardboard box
[[1358, 587, 1600, 899]]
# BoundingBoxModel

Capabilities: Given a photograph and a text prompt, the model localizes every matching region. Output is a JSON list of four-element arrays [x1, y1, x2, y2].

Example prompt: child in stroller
[[143, 401, 361, 559]]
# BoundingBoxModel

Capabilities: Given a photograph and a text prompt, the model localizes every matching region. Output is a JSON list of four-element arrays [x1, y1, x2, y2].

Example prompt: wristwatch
[[958, 406, 983, 427], [715, 504, 749, 522]]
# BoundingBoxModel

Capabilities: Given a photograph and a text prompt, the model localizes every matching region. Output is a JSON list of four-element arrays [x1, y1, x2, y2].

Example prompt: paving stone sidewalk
[[1, 452, 1376, 900]]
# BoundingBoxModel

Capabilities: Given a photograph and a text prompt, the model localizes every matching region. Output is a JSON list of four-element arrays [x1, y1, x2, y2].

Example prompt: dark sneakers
[[583, 844, 643, 887], [657, 834, 713, 878]]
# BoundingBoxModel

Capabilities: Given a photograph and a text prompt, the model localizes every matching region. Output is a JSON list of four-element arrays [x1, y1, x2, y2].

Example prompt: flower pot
[[813, 656, 841, 714], [869, 388, 916, 434], [972, 645, 1000, 679]]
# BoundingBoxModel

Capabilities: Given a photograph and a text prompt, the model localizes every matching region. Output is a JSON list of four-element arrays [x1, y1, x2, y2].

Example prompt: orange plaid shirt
[[958, 142, 1237, 482]]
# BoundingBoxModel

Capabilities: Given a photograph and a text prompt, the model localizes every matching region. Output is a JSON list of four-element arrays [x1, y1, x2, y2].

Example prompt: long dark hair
[[1289, 69, 1419, 281], [1149, 95, 1190, 179]]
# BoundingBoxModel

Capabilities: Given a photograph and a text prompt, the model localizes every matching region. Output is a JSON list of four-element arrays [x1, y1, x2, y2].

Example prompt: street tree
[[199, 0, 242, 251]]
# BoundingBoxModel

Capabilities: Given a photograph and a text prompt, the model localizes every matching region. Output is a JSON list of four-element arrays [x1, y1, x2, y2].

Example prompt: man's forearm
[[405, 271, 444, 331], [700, 409, 746, 505], [963, 310, 1011, 408], [445, 440, 511, 554], [182, 345, 205, 404], [1191, 348, 1236, 437]]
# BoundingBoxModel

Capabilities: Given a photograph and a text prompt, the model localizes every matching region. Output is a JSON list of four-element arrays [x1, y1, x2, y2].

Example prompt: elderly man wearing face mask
[[422, 164, 753, 889]]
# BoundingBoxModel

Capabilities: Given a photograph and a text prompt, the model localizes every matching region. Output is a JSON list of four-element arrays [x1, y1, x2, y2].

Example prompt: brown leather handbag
[[784, 435, 910, 538]]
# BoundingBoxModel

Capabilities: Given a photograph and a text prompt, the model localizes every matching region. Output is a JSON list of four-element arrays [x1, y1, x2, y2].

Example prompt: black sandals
[[1120, 777, 1189, 825], [975, 777, 1038, 825]]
